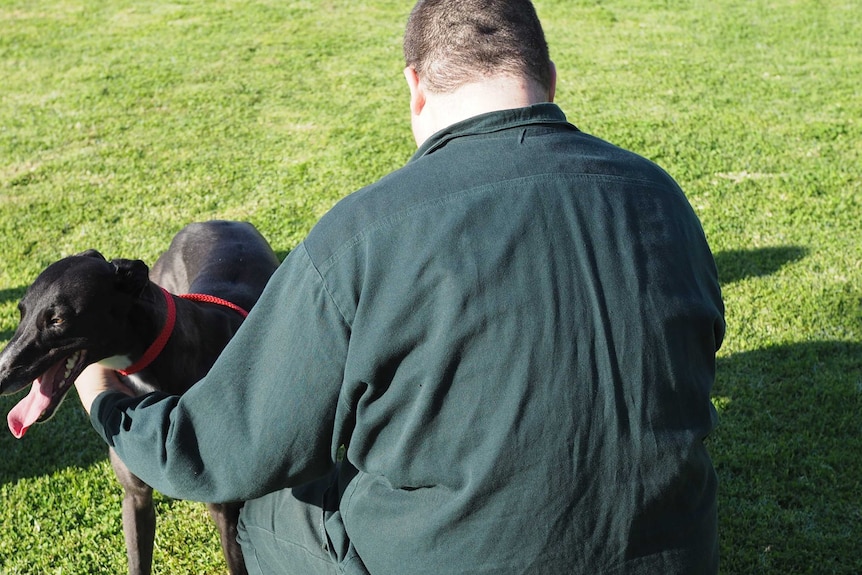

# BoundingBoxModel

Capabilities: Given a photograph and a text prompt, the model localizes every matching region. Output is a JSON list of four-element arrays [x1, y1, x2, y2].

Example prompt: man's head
[[402, 0, 555, 146], [403, 0, 553, 95]]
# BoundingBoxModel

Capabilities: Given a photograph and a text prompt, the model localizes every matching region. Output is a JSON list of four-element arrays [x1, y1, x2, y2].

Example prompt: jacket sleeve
[[90, 243, 350, 503]]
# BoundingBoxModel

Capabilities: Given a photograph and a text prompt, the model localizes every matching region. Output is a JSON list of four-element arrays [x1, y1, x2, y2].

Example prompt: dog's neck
[[116, 286, 177, 377], [102, 282, 248, 395], [97, 282, 172, 379]]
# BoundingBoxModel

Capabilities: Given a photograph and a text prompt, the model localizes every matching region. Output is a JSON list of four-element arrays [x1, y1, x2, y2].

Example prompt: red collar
[[117, 287, 249, 376]]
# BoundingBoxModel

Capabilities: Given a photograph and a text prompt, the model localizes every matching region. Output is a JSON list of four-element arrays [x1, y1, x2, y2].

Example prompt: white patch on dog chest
[[98, 355, 132, 371], [97, 356, 158, 395]]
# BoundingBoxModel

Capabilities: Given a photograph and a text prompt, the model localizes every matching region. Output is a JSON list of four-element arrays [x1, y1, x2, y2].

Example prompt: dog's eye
[[37, 309, 66, 330]]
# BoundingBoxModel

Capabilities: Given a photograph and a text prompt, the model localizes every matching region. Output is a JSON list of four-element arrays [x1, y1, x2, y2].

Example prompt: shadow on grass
[[0, 394, 106, 484], [0, 286, 25, 306], [0, 285, 25, 342], [4, 340, 857, 571], [711, 340, 862, 573], [714, 245, 808, 285]]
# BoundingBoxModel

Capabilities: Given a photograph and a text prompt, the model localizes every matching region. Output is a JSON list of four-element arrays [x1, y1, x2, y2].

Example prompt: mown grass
[[1, 0, 860, 573]]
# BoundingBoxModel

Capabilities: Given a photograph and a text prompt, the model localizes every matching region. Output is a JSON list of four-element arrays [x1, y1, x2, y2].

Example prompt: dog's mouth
[[7, 350, 88, 439]]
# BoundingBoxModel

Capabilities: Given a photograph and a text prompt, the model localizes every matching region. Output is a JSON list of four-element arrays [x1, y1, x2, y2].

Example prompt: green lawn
[[1, 0, 860, 573]]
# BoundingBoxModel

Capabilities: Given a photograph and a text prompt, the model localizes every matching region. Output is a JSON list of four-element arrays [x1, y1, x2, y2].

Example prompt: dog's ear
[[110, 258, 150, 295], [75, 249, 106, 260]]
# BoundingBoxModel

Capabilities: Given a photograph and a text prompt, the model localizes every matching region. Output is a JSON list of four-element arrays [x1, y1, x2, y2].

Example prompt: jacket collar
[[411, 103, 576, 160]]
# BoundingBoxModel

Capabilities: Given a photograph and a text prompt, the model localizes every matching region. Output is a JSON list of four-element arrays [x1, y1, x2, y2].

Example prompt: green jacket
[[93, 104, 725, 574]]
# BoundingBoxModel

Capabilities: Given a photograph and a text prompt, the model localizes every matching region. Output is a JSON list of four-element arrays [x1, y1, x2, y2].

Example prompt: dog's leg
[[110, 448, 156, 575], [207, 501, 248, 575]]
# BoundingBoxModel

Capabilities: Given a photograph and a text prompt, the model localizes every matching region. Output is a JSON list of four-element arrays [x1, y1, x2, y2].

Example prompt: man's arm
[[74, 244, 350, 503], [75, 365, 133, 415]]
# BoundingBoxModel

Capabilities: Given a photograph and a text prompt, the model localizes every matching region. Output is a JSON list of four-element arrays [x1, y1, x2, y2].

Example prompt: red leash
[[179, 293, 249, 318], [118, 287, 248, 376]]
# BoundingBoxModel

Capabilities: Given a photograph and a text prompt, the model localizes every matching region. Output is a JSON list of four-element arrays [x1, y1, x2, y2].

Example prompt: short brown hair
[[403, 0, 552, 94]]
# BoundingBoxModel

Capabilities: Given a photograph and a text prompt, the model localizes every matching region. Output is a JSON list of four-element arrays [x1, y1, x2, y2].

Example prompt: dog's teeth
[[64, 353, 79, 379]]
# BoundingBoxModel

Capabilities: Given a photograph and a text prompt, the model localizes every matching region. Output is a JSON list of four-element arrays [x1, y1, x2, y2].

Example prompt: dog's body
[[0, 221, 280, 575]]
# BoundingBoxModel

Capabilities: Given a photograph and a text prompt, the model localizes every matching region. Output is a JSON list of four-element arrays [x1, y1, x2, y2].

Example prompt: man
[[76, 0, 725, 573]]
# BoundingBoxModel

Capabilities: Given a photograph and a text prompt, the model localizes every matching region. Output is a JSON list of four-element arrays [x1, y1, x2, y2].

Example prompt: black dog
[[0, 220, 280, 575]]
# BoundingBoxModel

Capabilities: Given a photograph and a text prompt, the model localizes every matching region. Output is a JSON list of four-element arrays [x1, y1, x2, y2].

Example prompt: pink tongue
[[7, 379, 51, 439]]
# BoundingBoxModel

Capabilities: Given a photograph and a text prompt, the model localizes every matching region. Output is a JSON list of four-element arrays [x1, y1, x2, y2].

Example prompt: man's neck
[[413, 76, 551, 147]]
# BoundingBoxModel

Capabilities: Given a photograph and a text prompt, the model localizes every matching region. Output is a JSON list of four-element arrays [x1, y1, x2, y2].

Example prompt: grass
[[1, 0, 860, 573]]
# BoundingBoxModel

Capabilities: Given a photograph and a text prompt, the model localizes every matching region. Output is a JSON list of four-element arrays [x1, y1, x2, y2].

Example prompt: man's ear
[[547, 60, 557, 103], [110, 258, 150, 296], [404, 66, 426, 116]]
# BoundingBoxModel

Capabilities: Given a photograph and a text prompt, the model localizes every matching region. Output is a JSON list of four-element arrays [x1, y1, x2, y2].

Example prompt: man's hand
[[74, 364, 134, 416]]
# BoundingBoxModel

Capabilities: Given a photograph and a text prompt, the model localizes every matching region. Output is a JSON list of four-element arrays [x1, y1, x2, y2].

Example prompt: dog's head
[[0, 250, 150, 437]]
